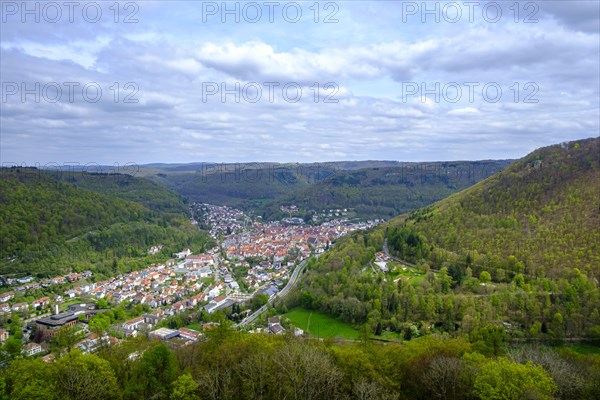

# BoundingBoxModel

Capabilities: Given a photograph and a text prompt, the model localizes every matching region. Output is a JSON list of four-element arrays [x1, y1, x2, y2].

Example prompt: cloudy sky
[[1, 0, 599, 165]]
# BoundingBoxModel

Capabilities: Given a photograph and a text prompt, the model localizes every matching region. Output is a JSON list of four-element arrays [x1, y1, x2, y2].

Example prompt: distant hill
[[257, 160, 513, 220], [138, 160, 513, 220], [136, 162, 339, 210], [388, 137, 600, 278], [53, 171, 189, 215], [0, 169, 213, 277]]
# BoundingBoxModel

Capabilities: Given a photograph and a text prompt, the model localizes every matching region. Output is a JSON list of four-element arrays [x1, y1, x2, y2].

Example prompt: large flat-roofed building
[[149, 327, 180, 341], [36, 303, 109, 340], [36, 311, 79, 338]]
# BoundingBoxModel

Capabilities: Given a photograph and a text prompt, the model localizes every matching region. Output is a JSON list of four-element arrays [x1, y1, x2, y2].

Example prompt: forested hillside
[[2, 330, 599, 400], [0, 168, 213, 277], [390, 137, 600, 278], [55, 171, 189, 214], [258, 160, 512, 220], [138, 160, 512, 220], [292, 138, 600, 341], [144, 162, 330, 210]]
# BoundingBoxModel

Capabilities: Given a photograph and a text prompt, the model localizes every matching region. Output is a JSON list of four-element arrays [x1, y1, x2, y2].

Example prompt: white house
[[122, 317, 145, 331], [23, 343, 42, 357]]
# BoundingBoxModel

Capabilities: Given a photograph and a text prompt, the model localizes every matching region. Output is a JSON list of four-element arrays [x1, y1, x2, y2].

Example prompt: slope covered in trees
[[391, 137, 599, 279], [54, 171, 189, 215], [138, 160, 512, 220], [0, 168, 213, 277], [2, 331, 599, 400], [258, 160, 512, 220], [292, 138, 600, 341]]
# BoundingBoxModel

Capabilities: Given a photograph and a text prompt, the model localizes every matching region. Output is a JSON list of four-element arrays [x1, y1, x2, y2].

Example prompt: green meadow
[[285, 308, 359, 340]]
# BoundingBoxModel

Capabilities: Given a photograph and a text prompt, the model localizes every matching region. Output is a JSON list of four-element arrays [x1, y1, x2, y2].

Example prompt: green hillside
[[137, 160, 512, 220], [54, 171, 189, 214], [0, 168, 213, 277], [139, 162, 339, 210], [292, 138, 600, 341], [258, 160, 512, 220], [390, 137, 600, 279]]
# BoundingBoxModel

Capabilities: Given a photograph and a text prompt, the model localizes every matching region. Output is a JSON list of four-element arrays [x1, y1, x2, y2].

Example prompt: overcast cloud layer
[[1, 0, 599, 165]]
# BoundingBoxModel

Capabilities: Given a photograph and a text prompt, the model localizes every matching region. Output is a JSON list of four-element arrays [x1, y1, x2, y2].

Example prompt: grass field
[[557, 343, 600, 355], [185, 323, 203, 331], [285, 308, 359, 340]]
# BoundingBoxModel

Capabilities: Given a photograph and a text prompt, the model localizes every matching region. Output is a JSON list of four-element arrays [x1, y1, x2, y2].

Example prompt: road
[[236, 256, 314, 327]]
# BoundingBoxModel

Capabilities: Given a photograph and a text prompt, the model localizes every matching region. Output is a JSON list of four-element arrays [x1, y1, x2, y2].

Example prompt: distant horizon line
[[1, 158, 518, 170]]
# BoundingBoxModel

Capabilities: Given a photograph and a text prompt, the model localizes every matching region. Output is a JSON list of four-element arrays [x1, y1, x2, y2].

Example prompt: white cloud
[[0, 1, 598, 164], [448, 107, 480, 115]]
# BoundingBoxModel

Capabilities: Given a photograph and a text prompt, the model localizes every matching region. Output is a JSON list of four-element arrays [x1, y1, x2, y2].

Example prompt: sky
[[1, 0, 599, 166]]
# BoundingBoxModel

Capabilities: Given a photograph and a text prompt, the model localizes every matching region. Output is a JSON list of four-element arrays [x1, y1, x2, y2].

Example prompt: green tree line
[[2, 332, 599, 400]]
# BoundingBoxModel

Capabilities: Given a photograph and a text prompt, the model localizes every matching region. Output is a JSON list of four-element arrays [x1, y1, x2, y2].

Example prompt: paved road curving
[[237, 256, 315, 327]]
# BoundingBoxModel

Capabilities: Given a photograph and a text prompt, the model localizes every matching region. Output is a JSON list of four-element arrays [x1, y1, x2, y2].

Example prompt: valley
[[1, 138, 599, 399]]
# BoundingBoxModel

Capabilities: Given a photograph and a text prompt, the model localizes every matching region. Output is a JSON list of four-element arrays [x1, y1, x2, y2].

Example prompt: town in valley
[[0, 203, 382, 359]]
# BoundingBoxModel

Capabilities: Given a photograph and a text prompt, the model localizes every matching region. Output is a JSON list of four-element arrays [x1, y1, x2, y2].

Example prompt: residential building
[[23, 342, 42, 357], [0, 291, 14, 303], [122, 317, 145, 331]]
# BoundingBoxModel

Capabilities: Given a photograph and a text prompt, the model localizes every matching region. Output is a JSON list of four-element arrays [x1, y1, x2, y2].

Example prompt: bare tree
[[353, 378, 398, 400], [507, 345, 588, 399], [196, 363, 234, 400], [236, 351, 272, 400], [274, 343, 342, 400], [421, 356, 463, 400]]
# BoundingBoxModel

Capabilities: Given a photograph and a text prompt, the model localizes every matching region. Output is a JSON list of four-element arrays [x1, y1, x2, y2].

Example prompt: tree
[[53, 326, 86, 352], [551, 312, 565, 341], [507, 345, 591, 399], [352, 378, 394, 400], [421, 356, 464, 400], [238, 351, 274, 400], [0, 337, 23, 361], [2, 358, 59, 400], [375, 321, 383, 336], [439, 267, 453, 293], [129, 342, 178, 399], [56, 352, 121, 400], [8, 313, 23, 336], [479, 271, 491, 284], [0, 376, 7, 400], [170, 374, 200, 400], [273, 343, 342, 400], [512, 273, 525, 288], [89, 313, 111, 338], [249, 293, 269, 311], [529, 321, 542, 338], [473, 358, 557, 400], [470, 325, 506, 357], [97, 298, 109, 309], [205, 315, 234, 345]]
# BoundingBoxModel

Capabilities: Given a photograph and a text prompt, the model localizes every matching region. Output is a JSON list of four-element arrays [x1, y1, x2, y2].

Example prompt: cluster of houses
[[75, 249, 229, 312], [194, 203, 249, 239], [0, 204, 387, 361], [0, 291, 52, 316], [222, 222, 338, 261], [0, 271, 93, 311]]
